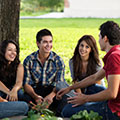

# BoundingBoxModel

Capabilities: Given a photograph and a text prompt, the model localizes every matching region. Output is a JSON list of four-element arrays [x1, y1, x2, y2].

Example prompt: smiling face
[[79, 40, 91, 59], [37, 35, 53, 55], [5, 43, 17, 63]]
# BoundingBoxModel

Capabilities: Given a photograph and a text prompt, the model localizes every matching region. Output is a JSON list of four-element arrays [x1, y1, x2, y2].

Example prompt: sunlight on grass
[[20, 18, 120, 83]]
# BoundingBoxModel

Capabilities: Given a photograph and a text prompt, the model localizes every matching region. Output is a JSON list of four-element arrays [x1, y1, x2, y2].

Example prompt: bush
[[70, 110, 103, 120], [20, 0, 64, 13]]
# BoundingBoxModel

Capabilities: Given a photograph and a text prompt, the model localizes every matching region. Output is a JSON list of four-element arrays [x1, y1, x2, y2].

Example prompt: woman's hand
[[6, 88, 18, 101]]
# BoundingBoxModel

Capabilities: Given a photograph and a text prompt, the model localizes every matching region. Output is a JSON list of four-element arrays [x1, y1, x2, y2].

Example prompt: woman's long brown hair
[[71, 35, 100, 82], [0, 40, 20, 88]]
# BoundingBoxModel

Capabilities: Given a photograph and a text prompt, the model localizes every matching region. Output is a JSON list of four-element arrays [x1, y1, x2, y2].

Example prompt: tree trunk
[[0, 0, 20, 44]]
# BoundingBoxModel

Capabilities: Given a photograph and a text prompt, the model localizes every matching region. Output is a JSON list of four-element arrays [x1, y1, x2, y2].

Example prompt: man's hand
[[35, 95, 44, 104], [44, 95, 53, 105], [56, 87, 71, 100], [44, 91, 56, 106], [67, 92, 87, 107]]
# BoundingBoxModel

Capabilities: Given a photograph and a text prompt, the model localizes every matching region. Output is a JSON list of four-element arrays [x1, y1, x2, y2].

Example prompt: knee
[[56, 81, 69, 92], [61, 108, 67, 117], [21, 102, 29, 115], [61, 107, 71, 118]]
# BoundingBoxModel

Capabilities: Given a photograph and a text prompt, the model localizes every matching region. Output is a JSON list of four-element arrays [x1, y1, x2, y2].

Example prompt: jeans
[[84, 84, 106, 95], [56, 82, 106, 116], [61, 84, 118, 119], [0, 101, 28, 119], [61, 101, 120, 120], [23, 81, 75, 116]]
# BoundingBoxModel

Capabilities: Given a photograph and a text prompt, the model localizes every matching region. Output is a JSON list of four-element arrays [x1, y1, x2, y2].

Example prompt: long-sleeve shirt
[[23, 50, 65, 88]]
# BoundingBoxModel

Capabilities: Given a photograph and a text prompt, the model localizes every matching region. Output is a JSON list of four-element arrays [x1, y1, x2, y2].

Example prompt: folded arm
[[0, 81, 10, 94], [8, 64, 24, 101]]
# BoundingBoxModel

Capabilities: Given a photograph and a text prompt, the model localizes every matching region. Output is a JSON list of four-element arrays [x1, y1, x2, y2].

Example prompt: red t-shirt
[[103, 45, 120, 116]]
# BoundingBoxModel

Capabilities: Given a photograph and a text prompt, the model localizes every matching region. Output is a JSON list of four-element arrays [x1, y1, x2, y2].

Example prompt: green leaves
[[70, 110, 103, 120], [22, 101, 61, 120]]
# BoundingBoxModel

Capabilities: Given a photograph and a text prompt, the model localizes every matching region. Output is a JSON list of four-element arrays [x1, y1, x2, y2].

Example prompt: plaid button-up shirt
[[23, 50, 65, 87]]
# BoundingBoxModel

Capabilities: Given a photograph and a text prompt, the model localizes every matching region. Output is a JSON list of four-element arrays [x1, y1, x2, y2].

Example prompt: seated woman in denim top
[[69, 35, 105, 94]]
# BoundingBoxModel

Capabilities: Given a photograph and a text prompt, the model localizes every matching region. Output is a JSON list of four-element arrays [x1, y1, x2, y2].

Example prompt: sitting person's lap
[[0, 101, 28, 119], [61, 101, 119, 120]]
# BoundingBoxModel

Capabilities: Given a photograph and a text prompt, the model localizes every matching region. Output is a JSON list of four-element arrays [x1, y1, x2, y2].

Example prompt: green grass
[[20, 11, 49, 16], [20, 18, 120, 83]]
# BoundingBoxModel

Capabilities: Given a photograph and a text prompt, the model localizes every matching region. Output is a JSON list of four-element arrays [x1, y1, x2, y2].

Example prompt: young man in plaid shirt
[[23, 29, 69, 115]]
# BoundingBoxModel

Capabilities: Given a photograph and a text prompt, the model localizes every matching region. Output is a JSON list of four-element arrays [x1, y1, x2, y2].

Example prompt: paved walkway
[[7, 116, 69, 120], [20, 12, 65, 19]]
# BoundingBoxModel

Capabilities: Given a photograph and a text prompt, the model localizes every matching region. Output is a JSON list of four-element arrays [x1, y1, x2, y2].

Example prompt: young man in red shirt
[[57, 21, 120, 120]]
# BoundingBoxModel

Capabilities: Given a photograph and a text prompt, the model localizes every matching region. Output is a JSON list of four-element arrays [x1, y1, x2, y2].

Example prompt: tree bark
[[0, 0, 20, 44]]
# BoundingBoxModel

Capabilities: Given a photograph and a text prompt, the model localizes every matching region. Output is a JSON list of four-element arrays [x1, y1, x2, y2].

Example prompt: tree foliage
[[21, 0, 64, 12]]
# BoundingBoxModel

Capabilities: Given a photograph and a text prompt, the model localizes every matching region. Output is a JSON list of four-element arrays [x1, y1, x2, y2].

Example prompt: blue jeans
[[23, 81, 75, 116], [84, 84, 106, 94], [0, 101, 28, 119], [56, 82, 106, 117], [61, 101, 120, 120], [61, 84, 119, 119]]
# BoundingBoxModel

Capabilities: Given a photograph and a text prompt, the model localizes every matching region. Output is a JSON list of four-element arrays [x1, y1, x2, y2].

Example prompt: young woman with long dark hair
[[69, 35, 105, 94], [0, 40, 28, 118], [0, 40, 24, 101]]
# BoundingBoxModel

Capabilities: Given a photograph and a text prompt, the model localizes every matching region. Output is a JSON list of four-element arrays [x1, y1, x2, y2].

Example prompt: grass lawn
[[20, 18, 120, 83], [20, 11, 49, 16]]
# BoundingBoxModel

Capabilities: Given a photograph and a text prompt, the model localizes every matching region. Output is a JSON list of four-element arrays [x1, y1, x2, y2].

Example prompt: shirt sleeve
[[52, 57, 65, 86], [69, 59, 74, 79], [23, 57, 34, 86], [106, 54, 120, 75]]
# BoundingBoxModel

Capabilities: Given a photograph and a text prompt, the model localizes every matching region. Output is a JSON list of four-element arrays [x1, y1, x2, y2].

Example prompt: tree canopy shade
[[0, 0, 20, 44], [21, 0, 64, 12]]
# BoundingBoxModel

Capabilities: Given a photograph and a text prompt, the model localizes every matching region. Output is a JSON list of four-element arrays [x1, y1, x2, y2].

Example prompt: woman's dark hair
[[72, 35, 100, 82], [0, 40, 20, 88]]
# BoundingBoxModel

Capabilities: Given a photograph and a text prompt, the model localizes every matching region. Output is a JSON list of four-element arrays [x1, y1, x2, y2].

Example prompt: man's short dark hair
[[36, 29, 53, 43], [99, 21, 120, 45]]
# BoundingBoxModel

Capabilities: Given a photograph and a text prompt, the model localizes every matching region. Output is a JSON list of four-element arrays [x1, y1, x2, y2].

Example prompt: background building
[[64, 0, 120, 18]]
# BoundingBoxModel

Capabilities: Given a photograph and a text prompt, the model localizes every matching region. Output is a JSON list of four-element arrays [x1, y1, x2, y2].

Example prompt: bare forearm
[[0, 81, 10, 94], [70, 74, 96, 90], [13, 64, 24, 92], [24, 84, 38, 99], [70, 69, 105, 91], [49, 90, 56, 98], [12, 82, 22, 92], [86, 75, 120, 102], [73, 82, 82, 93], [85, 89, 114, 102]]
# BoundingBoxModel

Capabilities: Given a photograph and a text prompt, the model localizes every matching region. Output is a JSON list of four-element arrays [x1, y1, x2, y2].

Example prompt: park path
[[8, 116, 69, 120], [20, 12, 65, 19]]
